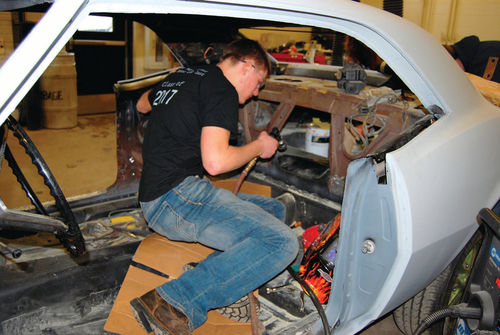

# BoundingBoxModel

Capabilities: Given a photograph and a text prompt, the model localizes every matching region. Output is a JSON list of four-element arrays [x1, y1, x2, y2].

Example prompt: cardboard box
[[104, 179, 270, 334]]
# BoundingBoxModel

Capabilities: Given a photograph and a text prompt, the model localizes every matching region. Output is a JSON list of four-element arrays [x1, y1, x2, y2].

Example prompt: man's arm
[[136, 89, 152, 114], [200, 126, 278, 176]]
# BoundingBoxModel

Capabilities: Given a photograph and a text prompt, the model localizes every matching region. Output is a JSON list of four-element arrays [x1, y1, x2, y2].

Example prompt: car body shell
[[1, 0, 500, 334]]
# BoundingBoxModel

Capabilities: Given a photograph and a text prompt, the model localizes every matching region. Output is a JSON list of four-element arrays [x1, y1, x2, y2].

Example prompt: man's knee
[[280, 228, 300, 265]]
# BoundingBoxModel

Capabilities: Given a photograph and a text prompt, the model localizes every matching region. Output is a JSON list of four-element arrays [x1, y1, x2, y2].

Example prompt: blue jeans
[[140, 176, 299, 330]]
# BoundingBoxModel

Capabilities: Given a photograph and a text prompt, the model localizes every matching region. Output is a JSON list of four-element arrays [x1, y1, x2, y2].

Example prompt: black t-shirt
[[138, 65, 239, 202], [453, 35, 500, 83]]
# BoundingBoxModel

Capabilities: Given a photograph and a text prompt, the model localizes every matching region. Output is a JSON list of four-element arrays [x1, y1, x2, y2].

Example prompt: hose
[[413, 303, 482, 335], [287, 266, 331, 335], [232, 157, 258, 194]]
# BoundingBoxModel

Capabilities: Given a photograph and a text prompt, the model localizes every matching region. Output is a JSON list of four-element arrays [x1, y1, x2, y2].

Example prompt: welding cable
[[287, 265, 331, 335], [232, 157, 258, 194], [413, 303, 482, 335]]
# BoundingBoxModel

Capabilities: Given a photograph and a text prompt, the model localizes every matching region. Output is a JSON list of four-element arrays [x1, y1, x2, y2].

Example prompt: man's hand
[[256, 131, 278, 159]]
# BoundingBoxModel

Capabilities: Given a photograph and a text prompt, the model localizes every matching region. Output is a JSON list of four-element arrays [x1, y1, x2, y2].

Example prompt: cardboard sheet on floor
[[104, 179, 271, 335]]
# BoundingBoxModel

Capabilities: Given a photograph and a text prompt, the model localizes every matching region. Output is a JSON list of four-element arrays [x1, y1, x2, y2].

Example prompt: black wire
[[413, 304, 482, 335], [413, 308, 456, 335], [287, 265, 331, 335]]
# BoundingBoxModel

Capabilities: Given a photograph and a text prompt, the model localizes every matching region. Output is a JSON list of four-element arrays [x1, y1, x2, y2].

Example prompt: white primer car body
[[1, 1, 499, 334]]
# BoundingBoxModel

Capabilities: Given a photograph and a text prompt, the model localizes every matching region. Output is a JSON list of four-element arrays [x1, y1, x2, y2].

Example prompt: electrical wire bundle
[[345, 93, 408, 152]]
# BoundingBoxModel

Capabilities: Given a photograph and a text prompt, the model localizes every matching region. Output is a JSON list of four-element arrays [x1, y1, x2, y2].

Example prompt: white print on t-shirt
[[152, 89, 178, 106], [176, 67, 208, 76], [161, 80, 185, 88]]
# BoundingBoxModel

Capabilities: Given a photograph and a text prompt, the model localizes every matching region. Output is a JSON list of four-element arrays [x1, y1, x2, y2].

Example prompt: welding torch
[[232, 127, 286, 194]]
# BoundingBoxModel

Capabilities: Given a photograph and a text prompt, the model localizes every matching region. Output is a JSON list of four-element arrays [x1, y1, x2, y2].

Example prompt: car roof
[[0, 0, 490, 126]]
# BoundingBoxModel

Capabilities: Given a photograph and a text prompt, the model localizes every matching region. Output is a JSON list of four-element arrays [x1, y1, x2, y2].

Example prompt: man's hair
[[221, 38, 271, 74]]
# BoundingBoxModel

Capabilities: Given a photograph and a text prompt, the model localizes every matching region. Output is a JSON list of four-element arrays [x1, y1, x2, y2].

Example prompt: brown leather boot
[[130, 289, 191, 335]]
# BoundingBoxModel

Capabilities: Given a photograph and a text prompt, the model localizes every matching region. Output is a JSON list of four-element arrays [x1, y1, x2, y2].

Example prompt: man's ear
[[239, 60, 250, 75]]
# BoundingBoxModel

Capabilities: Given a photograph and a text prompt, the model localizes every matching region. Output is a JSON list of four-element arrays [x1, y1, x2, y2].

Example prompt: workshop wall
[[402, 0, 500, 44], [0, 12, 13, 67], [132, 22, 178, 79], [355, 0, 500, 44], [241, 26, 314, 51]]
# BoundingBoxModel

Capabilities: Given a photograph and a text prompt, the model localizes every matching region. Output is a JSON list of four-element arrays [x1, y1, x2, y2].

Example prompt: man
[[445, 35, 500, 83], [130, 38, 299, 335]]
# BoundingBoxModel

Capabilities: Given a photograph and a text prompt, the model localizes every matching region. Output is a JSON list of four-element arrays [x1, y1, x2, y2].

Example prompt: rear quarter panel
[[386, 97, 500, 310]]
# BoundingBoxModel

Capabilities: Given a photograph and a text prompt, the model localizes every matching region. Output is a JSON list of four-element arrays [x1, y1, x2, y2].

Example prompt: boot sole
[[182, 262, 257, 322], [130, 298, 172, 335]]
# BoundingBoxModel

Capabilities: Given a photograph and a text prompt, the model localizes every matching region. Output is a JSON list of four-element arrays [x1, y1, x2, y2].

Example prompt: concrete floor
[[0, 113, 117, 209], [0, 113, 404, 334]]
